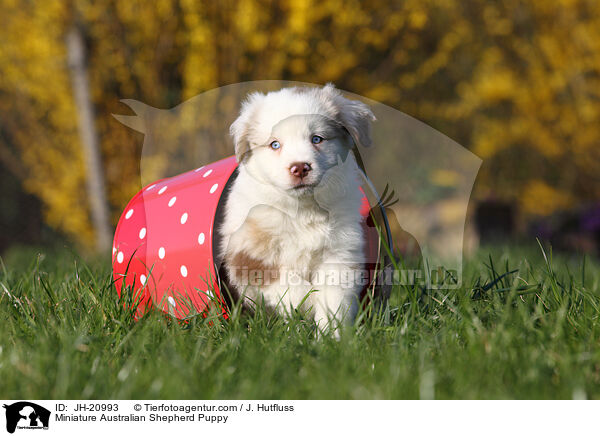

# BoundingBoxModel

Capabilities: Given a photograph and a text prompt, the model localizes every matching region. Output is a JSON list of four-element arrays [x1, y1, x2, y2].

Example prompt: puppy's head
[[230, 84, 375, 196]]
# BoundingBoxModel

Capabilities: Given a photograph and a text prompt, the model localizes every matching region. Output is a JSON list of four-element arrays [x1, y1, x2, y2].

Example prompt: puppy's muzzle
[[289, 162, 312, 180]]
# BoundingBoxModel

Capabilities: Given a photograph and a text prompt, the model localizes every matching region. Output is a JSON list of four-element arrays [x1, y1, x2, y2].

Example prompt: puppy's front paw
[[311, 289, 357, 340]]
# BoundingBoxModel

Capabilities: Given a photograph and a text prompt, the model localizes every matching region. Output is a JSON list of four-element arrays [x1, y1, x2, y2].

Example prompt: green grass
[[1, 242, 600, 399]]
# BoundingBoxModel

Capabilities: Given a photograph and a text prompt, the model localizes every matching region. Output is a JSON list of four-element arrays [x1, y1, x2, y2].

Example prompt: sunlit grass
[[1, 242, 600, 399]]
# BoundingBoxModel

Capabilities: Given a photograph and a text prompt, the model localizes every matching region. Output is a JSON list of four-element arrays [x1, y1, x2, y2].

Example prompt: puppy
[[219, 84, 375, 334]]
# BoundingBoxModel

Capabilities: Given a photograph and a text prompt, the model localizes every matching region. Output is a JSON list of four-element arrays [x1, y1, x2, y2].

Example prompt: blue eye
[[270, 140, 281, 150], [311, 135, 323, 144]]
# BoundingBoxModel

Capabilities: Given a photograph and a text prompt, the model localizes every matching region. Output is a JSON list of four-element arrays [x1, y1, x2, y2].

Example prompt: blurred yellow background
[[0, 0, 599, 252]]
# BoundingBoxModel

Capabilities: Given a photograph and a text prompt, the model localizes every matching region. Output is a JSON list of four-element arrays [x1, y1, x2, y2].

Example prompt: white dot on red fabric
[[125, 209, 134, 219], [210, 183, 218, 194], [140, 274, 146, 285], [168, 296, 176, 306], [158, 247, 165, 259], [198, 233, 205, 245], [158, 186, 167, 195], [180, 265, 188, 277], [112, 247, 116, 255], [117, 251, 124, 263], [139, 227, 146, 239], [180, 213, 188, 224], [203, 169, 213, 178], [194, 166, 205, 173], [168, 196, 177, 207], [146, 184, 156, 191]]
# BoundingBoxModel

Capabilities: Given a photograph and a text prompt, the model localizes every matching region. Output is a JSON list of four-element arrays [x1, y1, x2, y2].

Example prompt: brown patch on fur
[[235, 134, 253, 162], [245, 216, 281, 258], [229, 250, 280, 286]]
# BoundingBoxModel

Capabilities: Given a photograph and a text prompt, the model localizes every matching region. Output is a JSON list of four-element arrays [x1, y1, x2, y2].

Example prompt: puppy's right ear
[[230, 92, 265, 162], [321, 83, 376, 149]]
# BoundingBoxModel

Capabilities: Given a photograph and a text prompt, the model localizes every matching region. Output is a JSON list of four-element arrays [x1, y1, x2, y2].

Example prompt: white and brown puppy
[[219, 84, 375, 334]]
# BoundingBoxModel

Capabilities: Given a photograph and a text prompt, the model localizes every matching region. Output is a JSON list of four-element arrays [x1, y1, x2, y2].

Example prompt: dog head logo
[[3, 402, 50, 434], [114, 80, 481, 289]]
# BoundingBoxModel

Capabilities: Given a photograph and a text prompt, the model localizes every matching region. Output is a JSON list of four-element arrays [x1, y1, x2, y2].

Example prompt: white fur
[[219, 84, 375, 336]]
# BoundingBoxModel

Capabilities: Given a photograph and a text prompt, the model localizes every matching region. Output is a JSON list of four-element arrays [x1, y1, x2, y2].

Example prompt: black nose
[[289, 162, 312, 179]]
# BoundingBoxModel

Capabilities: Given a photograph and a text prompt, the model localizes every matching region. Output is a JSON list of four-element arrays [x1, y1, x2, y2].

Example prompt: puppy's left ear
[[326, 84, 376, 148], [230, 91, 265, 162]]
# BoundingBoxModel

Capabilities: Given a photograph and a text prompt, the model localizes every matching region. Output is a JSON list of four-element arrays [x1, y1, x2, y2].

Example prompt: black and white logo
[[3, 402, 50, 434]]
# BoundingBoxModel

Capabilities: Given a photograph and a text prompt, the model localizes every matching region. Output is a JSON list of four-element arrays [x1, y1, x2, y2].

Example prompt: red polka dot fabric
[[112, 155, 379, 320], [112, 156, 237, 319]]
